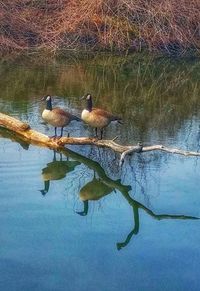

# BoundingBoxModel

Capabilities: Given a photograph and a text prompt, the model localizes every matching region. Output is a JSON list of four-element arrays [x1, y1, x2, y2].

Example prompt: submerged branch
[[1, 112, 200, 164]]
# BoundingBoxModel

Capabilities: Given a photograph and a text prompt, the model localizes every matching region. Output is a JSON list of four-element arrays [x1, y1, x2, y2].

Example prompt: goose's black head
[[42, 95, 52, 110], [85, 93, 92, 100], [82, 93, 93, 112]]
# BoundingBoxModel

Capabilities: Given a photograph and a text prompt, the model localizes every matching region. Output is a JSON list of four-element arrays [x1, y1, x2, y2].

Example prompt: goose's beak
[[80, 96, 85, 100], [41, 96, 45, 101]]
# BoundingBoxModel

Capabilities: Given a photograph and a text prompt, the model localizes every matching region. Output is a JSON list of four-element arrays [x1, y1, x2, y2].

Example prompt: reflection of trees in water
[[85, 146, 162, 207], [40, 142, 198, 212], [1, 128, 199, 251], [87, 147, 120, 177], [39, 146, 199, 250], [62, 146, 198, 250], [123, 152, 168, 205]]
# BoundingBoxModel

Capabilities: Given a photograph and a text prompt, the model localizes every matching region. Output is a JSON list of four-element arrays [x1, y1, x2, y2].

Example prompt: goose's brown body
[[42, 95, 80, 137], [81, 108, 120, 129], [42, 108, 72, 128], [81, 94, 122, 138]]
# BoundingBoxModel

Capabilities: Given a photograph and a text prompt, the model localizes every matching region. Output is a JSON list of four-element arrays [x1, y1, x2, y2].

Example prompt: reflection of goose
[[81, 93, 122, 139], [1, 128, 199, 251], [42, 95, 81, 137], [40, 152, 80, 195], [77, 174, 115, 216]]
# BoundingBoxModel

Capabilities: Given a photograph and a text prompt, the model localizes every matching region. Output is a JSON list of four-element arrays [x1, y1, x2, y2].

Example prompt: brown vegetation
[[0, 0, 200, 56]]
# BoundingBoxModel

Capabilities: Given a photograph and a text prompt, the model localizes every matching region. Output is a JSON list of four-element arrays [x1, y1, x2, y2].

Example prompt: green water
[[0, 54, 200, 291]]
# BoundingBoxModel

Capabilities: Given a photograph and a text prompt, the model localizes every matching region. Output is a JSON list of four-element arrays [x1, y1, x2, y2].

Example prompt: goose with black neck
[[81, 93, 122, 139], [42, 95, 81, 138]]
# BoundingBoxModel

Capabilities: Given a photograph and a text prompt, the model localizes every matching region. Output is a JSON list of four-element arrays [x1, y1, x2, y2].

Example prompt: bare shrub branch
[[0, 0, 200, 56]]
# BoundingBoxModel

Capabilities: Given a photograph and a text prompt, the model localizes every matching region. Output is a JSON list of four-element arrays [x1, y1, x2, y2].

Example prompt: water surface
[[0, 54, 200, 291]]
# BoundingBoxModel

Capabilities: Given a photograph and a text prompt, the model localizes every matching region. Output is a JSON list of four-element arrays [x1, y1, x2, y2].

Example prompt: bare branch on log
[[0, 112, 200, 164]]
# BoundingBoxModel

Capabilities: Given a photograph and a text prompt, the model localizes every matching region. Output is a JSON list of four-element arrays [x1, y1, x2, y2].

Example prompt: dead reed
[[0, 0, 200, 56]]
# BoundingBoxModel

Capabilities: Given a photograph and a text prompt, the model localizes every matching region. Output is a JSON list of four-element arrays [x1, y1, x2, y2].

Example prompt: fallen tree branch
[[0, 112, 200, 164], [1, 118, 198, 251], [0, 123, 198, 233]]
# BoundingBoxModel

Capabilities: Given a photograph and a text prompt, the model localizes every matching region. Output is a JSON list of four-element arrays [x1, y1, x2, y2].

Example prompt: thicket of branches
[[1, 0, 200, 56]]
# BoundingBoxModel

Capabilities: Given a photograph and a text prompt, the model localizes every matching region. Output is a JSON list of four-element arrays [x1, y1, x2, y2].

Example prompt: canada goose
[[40, 152, 80, 195], [76, 174, 114, 216], [42, 95, 81, 138], [81, 93, 122, 139]]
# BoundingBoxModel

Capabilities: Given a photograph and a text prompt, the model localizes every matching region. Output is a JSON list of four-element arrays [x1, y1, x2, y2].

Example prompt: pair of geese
[[42, 94, 122, 139]]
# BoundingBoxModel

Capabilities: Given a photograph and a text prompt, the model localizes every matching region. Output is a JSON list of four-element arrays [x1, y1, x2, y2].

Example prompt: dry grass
[[0, 0, 200, 56]]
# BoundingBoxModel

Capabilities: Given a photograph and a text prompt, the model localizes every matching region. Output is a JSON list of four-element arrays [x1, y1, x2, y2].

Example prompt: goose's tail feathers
[[112, 115, 123, 124]]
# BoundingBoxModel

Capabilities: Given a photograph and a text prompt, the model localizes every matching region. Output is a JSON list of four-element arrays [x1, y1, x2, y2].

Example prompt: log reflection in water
[[0, 127, 199, 250]]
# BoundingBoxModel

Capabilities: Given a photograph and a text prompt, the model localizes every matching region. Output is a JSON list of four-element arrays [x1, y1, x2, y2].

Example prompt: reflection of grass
[[1, 55, 200, 144]]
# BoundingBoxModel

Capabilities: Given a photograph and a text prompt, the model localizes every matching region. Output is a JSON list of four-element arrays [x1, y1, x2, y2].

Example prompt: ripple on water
[[0, 139, 47, 184]]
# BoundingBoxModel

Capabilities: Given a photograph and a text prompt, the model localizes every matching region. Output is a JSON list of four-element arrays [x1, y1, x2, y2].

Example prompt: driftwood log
[[0, 113, 198, 230], [1, 112, 200, 165]]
